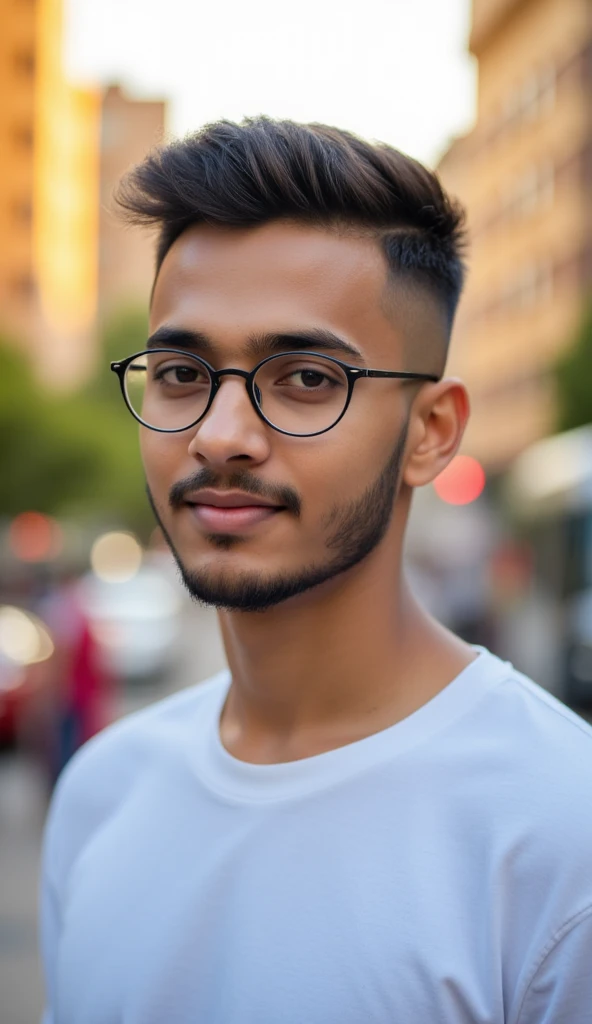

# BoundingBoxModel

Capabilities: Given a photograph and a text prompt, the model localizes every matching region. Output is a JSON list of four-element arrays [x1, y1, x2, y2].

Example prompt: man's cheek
[[143, 463, 165, 507], [142, 436, 175, 487]]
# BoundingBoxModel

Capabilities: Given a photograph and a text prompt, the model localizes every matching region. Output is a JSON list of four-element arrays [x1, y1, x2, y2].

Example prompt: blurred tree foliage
[[0, 307, 153, 534], [555, 300, 592, 432], [85, 307, 148, 408]]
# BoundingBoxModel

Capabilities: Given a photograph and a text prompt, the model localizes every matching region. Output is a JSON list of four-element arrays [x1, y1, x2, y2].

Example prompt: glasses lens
[[124, 350, 212, 430], [253, 353, 349, 435]]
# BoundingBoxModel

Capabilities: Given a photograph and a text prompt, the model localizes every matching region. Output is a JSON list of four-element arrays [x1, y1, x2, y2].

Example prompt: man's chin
[[176, 565, 307, 613], [174, 556, 348, 613]]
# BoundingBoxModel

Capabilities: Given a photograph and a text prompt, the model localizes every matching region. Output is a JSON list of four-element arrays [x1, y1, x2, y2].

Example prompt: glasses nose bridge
[[206, 365, 259, 426], [213, 366, 251, 384], [210, 364, 255, 405]]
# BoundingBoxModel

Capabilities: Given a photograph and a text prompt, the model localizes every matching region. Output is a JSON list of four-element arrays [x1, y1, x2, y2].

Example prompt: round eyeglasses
[[110, 348, 439, 438]]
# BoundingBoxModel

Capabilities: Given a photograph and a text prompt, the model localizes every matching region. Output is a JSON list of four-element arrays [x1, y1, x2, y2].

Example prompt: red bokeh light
[[433, 455, 486, 505], [8, 512, 64, 562]]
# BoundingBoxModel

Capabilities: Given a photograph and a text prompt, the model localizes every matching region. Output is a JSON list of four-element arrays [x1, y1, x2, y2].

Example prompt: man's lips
[[183, 490, 284, 532], [185, 489, 282, 509]]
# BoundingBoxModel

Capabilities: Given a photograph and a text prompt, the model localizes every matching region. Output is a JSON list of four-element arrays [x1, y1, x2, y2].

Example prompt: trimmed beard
[[147, 421, 408, 613]]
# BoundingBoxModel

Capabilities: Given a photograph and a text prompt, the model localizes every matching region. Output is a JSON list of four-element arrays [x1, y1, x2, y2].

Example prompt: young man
[[40, 119, 592, 1023]]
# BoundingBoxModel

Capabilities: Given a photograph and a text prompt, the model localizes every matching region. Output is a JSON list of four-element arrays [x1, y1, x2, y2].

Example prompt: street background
[[0, 597, 226, 1024], [1, 0, 591, 1020]]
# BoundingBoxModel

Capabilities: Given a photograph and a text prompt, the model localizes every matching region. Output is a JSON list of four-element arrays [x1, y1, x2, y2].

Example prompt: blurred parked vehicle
[[565, 587, 592, 707], [0, 605, 55, 748], [507, 425, 592, 706], [76, 558, 185, 683]]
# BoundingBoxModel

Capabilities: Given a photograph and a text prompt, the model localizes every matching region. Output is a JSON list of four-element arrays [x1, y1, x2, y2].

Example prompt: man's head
[[117, 118, 469, 612]]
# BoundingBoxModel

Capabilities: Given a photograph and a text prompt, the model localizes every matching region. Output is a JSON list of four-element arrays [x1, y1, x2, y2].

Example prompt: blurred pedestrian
[[40, 119, 592, 1024], [36, 572, 114, 786]]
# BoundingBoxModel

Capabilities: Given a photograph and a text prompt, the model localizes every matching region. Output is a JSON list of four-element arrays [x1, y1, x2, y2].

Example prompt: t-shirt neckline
[[189, 648, 512, 804]]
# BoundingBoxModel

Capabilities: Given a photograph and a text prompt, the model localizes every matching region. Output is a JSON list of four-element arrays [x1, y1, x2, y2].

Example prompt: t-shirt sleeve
[[36, 712, 139, 1024], [513, 905, 592, 1024]]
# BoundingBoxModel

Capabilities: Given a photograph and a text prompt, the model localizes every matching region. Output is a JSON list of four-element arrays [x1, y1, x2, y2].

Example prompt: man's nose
[[186, 377, 271, 465]]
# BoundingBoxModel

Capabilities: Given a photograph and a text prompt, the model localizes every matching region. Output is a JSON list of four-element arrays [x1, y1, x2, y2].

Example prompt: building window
[[11, 273, 35, 298], [501, 62, 557, 131], [475, 371, 548, 406], [13, 50, 36, 76], [12, 124, 34, 149], [100, 113, 123, 150], [537, 63, 557, 114], [11, 199, 32, 224], [500, 261, 553, 311], [500, 161, 555, 220]]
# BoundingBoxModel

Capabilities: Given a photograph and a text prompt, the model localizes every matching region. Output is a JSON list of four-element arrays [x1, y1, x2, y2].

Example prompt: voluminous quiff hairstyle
[[117, 117, 467, 330]]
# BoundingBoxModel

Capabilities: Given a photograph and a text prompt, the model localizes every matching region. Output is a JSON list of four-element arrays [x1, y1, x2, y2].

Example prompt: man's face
[[144, 221, 433, 611]]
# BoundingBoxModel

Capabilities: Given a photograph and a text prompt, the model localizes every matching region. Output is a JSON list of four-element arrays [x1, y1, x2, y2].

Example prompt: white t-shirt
[[40, 650, 592, 1024]]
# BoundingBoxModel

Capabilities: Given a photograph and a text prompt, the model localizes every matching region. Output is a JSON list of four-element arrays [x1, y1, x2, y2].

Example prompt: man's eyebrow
[[146, 326, 215, 353], [146, 325, 365, 362], [246, 329, 365, 362]]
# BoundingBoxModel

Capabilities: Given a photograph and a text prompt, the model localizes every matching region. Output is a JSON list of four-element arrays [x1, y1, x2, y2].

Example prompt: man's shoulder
[[475, 661, 592, 971], [494, 662, 592, 763], [61, 668, 228, 791], [441, 649, 592, 777], [43, 671, 228, 882], [471, 656, 592, 842]]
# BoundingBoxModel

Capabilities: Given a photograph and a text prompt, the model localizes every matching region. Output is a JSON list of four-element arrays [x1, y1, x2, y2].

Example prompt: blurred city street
[[1, 0, 592, 1018], [0, 601, 226, 1024]]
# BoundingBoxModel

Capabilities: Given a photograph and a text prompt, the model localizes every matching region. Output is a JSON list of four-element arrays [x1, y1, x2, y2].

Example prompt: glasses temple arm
[[364, 370, 440, 382]]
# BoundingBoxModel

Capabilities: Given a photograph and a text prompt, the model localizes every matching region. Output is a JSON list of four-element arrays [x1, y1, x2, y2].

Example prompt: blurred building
[[0, 0, 100, 386], [0, 0, 37, 349], [98, 86, 165, 321], [0, 0, 166, 387], [439, 0, 592, 469], [33, 0, 101, 386]]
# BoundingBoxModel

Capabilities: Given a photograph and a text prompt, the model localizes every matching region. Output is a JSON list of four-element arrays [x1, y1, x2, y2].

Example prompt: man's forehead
[[152, 221, 387, 311], [149, 220, 444, 372], [149, 222, 411, 367]]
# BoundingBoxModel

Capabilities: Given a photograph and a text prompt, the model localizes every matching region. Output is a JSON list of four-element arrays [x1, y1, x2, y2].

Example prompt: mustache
[[168, 467, 302, 517]]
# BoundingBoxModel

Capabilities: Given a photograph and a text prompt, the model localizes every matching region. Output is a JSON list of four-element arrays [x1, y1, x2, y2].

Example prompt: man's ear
[[403, 379, 470, 489]]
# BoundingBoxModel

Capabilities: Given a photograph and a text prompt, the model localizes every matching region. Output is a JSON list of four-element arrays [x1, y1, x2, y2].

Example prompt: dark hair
[[117, 116, 467, 330]]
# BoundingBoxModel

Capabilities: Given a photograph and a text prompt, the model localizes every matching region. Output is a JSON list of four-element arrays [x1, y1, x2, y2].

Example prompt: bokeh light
[[8, 512, 64, 562], [90, 531, 143, 582], [433, 455, 486, 506], [0, 606, 55, 665]]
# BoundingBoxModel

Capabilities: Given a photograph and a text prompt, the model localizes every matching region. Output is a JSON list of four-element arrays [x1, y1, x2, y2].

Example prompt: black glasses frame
[[111, 348, 439, 438]]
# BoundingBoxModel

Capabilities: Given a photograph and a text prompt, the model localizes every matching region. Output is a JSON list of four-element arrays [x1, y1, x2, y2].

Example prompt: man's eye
[[156, 365, 203, 384], [281, 369, 337, 389], [298, 370, 328, 388]]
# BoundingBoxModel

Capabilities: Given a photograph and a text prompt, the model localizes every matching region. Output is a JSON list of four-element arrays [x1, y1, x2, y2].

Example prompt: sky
[[65, 0, 476, 166]]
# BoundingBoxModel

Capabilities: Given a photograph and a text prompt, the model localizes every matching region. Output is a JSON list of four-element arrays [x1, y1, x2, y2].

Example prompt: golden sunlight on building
[[439, 0, 592, 469], [0, 0, 99, 386], [0, 0, 166, 388], [33, 0, 100, 386], [0, 0, 38, 349]]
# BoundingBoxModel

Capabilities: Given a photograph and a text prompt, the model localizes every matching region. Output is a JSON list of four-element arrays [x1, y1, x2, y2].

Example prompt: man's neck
[[216, 549, 475, 765]]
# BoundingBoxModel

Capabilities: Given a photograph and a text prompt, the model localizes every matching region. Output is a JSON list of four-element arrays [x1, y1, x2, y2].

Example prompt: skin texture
[[148, 423, 410, 611], [144, 220, 473, 763]]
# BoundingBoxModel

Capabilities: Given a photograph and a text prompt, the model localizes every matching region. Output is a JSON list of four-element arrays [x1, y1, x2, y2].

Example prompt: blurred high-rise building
[[0, 0, 100, 386], [439, 0, 592, 469], [98, 85, 165, 321], [0, 0, 166, 387], [0, 0, 37, 349]]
